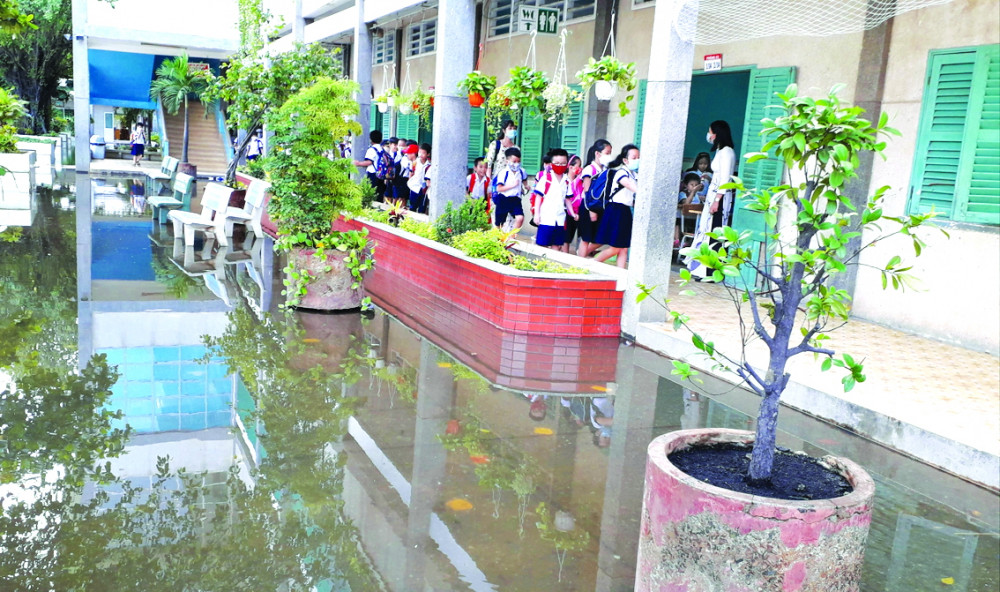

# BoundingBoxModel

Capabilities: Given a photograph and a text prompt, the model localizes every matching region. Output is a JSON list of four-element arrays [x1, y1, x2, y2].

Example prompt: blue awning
[[89, 50, 157, 109]]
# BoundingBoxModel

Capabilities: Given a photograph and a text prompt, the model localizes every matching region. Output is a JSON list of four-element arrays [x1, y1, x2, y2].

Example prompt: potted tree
[[265, 77, 374, 311], [635, 85, 943, 591], [576, 56, 637, 116], [457, 71, 497, 108], [149, 52, 209, 176]]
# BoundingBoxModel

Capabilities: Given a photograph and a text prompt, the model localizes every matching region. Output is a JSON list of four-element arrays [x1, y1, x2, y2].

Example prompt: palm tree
[[149, 53, 208, 168]]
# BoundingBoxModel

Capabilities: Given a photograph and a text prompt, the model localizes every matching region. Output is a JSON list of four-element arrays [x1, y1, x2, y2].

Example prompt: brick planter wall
[[336, 218, 624, 338]]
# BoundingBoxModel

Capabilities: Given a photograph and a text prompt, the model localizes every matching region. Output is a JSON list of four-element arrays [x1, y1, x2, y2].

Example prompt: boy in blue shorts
[[494, 147, 528, 230]]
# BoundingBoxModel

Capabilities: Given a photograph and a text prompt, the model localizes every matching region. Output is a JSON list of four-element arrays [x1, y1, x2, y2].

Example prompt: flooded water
[[1, 169, 997, 591]]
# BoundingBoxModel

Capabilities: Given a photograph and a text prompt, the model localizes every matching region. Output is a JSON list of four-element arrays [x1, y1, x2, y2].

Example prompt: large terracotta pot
[[636, 428, 875, 592], [288, 248, 363, 311], [468, 92, 485, 107]]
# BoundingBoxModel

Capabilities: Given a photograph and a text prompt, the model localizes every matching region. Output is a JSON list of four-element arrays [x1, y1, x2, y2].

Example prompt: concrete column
[[292, 0, 305, 44], [583, 0, 619, 150], [402, 339, 455, 590], [595, 344, 659, 592], [427, 0, 475, 220], [837, 9, 893, 298], [621, 1, 697, 339], [351, 1, 373, 164], [71, 0, 90, 173]]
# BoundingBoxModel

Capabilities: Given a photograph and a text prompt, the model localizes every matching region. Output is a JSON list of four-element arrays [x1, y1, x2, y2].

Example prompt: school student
[[467, 157, 490, 201], [493, 147, 528, 230], [577, 139, 613, 258], [564, 154, 583, 253], [485, 119, 519, 179], [532, 149, 574, 251], [246, 130, 264, 161], [352, 130, 389, 199], [687, 120, 736, 279], [594, 144, 640, 269], [406, 143, 432, 213]]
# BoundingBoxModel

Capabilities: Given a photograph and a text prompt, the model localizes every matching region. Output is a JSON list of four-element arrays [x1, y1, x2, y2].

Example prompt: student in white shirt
[[352, 130, 388, 199], [493, 147, 528, 230], [532, 148, 573, 251], [594, 144, 640, 269], [406, 143, 432, 213], [467, 157, 490, 202]]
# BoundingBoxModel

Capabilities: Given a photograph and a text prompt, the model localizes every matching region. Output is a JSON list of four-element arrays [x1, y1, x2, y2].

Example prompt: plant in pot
[[541, 82, 581, 127], [149, 52, 209, 176], [634, 84, 943, 591], [374, 91, 389, 113], [264, 77, 374, 312], [504, 66, 548, 115], [0, 86, 30, 191], [485, 85, 517, 138], [409, 83, 433, 131], [576, 56, 637, 116], [458, 71, 497, 108]]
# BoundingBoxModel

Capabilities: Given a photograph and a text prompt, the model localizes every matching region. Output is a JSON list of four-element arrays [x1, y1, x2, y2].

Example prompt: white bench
[[149, 172, 195, 224], [223, 178, 270, 239], [168, 182, 232, 246]]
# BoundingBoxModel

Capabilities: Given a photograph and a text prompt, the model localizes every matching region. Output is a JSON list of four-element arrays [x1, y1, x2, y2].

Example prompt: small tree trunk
[[748, 387, 781, 482], [182, 96, 190, 164]]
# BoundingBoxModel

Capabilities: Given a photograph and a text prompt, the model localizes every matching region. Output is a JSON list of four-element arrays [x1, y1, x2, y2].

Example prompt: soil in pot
[[668, 442, 852, 501]]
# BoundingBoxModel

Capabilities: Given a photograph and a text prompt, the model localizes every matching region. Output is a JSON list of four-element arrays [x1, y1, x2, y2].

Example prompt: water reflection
[[0, 168, 996, 591]]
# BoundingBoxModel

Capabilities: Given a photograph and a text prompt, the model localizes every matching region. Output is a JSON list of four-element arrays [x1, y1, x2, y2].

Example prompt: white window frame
[[487, 0, 597, 39], [373, 29, 396, 65], [406, 18, 436, 57], [632, 0, 656, 10]]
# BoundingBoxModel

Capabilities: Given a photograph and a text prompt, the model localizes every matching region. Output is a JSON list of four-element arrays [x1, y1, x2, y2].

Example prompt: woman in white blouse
[[687, 120, 737, 279]]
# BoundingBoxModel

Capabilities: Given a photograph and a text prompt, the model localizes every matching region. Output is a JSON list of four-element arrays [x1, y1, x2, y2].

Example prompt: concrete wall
[[852, 0, 1000, 354]]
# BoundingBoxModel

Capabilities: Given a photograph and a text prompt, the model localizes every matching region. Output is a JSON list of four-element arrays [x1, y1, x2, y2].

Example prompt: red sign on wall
[[704, 54, 723, 72]]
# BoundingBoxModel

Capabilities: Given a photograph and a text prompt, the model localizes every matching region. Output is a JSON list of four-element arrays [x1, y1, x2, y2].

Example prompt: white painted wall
[[93, 311, 230, 348], [85, 0, 238, 55]]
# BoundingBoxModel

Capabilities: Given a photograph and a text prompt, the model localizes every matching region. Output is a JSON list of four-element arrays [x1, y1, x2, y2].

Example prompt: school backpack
[[583, 168, 621, 211], [372, 146, 393, 181]]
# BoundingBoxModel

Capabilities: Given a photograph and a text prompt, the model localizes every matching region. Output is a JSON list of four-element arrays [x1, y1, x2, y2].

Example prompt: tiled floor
[[649, 274, 1000, 457]]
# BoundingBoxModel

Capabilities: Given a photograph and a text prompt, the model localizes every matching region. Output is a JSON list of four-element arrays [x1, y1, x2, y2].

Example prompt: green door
[[561, 84, 585, 158], [468, 106, 486, 168], [396, 113, 419, 142], [520, 108, 545, 172], [418, 107, 434, 146], [729, 66, 796, 290]]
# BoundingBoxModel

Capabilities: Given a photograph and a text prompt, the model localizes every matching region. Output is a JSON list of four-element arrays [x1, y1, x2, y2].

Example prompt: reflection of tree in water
[[0, 301, 385, 590], [0, 185, 77, 369]]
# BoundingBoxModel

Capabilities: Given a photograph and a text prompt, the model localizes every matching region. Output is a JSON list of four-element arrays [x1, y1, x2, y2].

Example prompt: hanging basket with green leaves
[[504, 66, 548, 115], [458, 71, 497, 107], [576, 56, 637, 116]]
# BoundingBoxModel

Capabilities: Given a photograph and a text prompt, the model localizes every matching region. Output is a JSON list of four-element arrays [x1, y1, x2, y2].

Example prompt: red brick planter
[[636, 429, 875, 592], [335, 218, 624, 337]]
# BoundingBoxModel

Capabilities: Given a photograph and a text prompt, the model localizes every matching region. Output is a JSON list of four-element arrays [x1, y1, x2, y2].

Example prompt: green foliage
[[238, 154, 267, 180], [541, 82, 581, 126], [504, 66, 548, 113], [149, 52, 209, 163], [400, 83, 433, 132], [457, 71, 497, 98], [266, 77, 362, 241], [204, 0, 343, 182], [360, 207, 391, 224], [0, 87, 27, 151], [399, 216, 437, 240], [485, 85, 517, 138], [511, 255, 584, 274], [575, 56, 638, 116], [452, 227, 516, 265], [0, 1, 37, 34], [651, 83, 943, 481], [358, 176, 378, 209], [433, 199, 491, 245]]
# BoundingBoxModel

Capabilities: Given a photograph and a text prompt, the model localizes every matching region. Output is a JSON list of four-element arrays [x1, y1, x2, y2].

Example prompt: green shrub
[[359, 177, 378, 209], [452, 228, 514, 265], [400, 217, 437, 240], [433, 199, 491, 245], [360, 208, 390, 224], [512, 256, 585, 274], [239, 155, 267, 180]]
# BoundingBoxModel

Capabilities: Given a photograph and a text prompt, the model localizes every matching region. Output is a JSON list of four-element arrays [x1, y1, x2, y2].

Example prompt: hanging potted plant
[[265, 77, 375, 311], [409, 83, 433, 131], [396, 90, 413, 115], [485, 85, 517, 137], [576, 56, 638, 116], [504, 66, 548, 115], [542, 30, 581, 127], [634, 85, 943, 591], [385, 88, 399, 108], [458, 71, 497, 108], [374, 91, 389, 114]]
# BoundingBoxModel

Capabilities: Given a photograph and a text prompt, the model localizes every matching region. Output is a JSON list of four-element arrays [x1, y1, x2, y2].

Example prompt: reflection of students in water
[[525, 393, 547, 421], [130, 179, 146, 213], [590, 397, 614, 448]]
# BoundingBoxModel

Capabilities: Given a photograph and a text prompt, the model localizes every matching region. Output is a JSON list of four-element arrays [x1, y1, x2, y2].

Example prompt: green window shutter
[[381, 109, 392, 139], [908, 51, 978, 219], [956, 45, 1000, 224], [561, 84, 585, 157], [418, 107, 434, 146], [634, 79, 648, 147], [369, 105, 379, 135], [738, 67, 796, 193], [397, 113, 419, 142], [468, 106, 486, 168], [520, 108, 545, 172]]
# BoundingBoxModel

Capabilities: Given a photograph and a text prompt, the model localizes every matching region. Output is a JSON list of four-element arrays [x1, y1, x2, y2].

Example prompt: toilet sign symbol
[[519, 6, 537, 32], [536, 7, 559, 35]]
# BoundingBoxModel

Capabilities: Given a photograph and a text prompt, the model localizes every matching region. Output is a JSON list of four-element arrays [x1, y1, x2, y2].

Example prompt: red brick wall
[[336, 218, 624, 338]]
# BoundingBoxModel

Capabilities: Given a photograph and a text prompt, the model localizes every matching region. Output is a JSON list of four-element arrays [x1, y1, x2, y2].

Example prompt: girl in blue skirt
[[594, 144, 640, 269]]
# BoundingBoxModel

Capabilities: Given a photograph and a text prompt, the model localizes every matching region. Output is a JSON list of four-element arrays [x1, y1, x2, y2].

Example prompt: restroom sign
[[519, 6, 560, 35], [704, 54, 723, 72]]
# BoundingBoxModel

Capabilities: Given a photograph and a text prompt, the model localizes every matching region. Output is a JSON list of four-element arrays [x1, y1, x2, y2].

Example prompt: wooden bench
[[168, 182, 232, 246], [149, 172, 195, 224]]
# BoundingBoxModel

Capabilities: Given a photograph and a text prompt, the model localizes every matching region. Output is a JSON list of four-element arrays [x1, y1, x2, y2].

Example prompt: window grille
[[373, 30, 396, 64], [407, 19, 436, 57], [488, 0, 596, 37]]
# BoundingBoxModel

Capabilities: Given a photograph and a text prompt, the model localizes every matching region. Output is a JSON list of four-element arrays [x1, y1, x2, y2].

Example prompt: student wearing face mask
[[577, 139, 613, 258], [532, 149, 574, 251], [594, 144, 640, 268], [486, 120, 519, 179], [687, 120, 736, 279]]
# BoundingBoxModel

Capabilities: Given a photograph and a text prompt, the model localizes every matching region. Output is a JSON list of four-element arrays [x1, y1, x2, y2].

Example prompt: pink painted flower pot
[[636, 428, 875, 592]]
